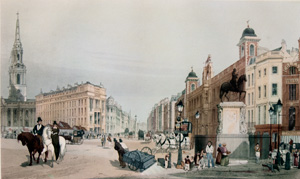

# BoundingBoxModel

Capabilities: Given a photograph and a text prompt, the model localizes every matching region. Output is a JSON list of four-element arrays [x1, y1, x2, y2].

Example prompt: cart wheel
[[128, 162, 138, 171], [141, 147, 152, 155]]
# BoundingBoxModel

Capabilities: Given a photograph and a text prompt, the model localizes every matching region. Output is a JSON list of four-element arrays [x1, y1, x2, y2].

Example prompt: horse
[[17, 132, 44, 166], [57, 135, 67, 163], [219, 74, 247, 102], [41, 126, 56, 167]]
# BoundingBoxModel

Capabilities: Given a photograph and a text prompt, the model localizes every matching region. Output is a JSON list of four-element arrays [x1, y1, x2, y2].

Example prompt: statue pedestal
[[217, 102, 249, 159]]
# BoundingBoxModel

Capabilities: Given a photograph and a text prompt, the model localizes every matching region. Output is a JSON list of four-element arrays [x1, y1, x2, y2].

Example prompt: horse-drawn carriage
[[123, 149, 156, 172], [62, 130, 84, 145], [138, 130, 144, 140], [141, 133, 190, 155]]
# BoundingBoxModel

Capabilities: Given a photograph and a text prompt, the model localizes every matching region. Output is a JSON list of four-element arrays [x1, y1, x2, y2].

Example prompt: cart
[[62, 130, 84, 145], [123, 150, 156, 172]]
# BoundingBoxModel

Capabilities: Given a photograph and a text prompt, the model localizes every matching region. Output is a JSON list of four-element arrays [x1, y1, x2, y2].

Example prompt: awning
[[281, 131, 300, 143]]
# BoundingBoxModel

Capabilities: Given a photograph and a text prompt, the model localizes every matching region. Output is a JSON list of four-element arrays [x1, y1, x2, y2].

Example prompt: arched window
[[191, 84, 195, 91], [250, 44, 255, 56], [241, 46, 245, 57], [289, 66, 297, 75], [16, 74, 21, 84], [17, 54, 20, 61]]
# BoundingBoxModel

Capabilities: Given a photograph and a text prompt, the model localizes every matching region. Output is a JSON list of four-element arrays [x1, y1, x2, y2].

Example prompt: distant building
[[106, 96, 137, 135], [35, 82, 106, 134], [1, 14, 36, 134]]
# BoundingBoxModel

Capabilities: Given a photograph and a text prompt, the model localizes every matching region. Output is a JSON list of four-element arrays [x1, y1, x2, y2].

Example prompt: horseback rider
[[230, 68, 238, 91], [51, 121, 60, 161], [32, 117, 45, 149]]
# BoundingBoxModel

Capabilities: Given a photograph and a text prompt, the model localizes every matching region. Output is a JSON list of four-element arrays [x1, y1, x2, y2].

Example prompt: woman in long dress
[[220, 143, 230, 166], [294, 150, 299, 167], [216, 144, 222, 165]]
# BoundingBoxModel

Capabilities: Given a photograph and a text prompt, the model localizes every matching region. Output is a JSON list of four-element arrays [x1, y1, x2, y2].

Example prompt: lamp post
[[275, 99, 282, 165], [176, 100, 184, 167], [268, 106, 274, 152], [270, 99, 282, 165], [195, 111, 200, 134]]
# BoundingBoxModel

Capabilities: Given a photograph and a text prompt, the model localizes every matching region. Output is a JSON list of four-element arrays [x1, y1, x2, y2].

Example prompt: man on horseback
[[32, 117, 44, 149], [230, 68, 238, 91]]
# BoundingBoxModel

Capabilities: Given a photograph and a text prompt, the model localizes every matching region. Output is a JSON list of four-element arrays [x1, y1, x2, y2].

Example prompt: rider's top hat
[[53, 121, 58, 125], [37, 117, 42, 122]]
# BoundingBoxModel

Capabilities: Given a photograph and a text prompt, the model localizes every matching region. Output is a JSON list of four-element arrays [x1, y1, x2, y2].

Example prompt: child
[[165, 154, 169, 169], [184, 156, 191, 171], [198, 150, 206, 170]]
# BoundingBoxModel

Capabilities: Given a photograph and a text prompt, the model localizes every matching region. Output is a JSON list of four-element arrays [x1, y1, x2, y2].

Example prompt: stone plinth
[[216, 102, 249, 159]]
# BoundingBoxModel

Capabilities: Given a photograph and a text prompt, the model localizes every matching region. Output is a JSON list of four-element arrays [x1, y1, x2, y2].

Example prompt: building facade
[[36, 82, 106, 134], [1, 14, 36, 135], [106, 96, 137, 135], [281, 38, 300, 143]]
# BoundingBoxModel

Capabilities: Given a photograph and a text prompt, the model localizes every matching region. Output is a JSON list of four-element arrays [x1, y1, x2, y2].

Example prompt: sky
[[1, 0, 300, 123]]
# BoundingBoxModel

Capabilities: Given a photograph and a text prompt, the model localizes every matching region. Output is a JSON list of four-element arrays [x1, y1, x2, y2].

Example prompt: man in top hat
[[33, 117, 45, 148], [51, 121, 60, 161]]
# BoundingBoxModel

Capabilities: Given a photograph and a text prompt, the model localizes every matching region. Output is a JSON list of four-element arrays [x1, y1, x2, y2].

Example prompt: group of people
[[32, 117, 60, 161], [181, 141, 231, 171]]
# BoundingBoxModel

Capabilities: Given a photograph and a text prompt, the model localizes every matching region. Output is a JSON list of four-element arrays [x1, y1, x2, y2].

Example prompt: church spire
[[14, 12, 22, 48], [8, 12, 27, 101]]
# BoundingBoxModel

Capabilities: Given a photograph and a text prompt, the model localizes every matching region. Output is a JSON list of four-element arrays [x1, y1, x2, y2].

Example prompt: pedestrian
[[107, 135, 112, 148], [51, 121, 60, 161], [216, 143, 222, 165], [103, 134, 106, 147], [197, 150, 206, 170], [164, 154, 169, 169], [255, 143, 260, 164], [289, 139, 293, 153], [190, 156, 195, 170], [194, 151, 200, 166], [220, 143, 230, 166], [206, 141, 215, 168], [285, 152, 291, 170], [101, 135, 105, 147], [294, 149, 299, 167], [114, 138, 126, 168], [184, 155, 191, 171], [119, 139, 129, 152]]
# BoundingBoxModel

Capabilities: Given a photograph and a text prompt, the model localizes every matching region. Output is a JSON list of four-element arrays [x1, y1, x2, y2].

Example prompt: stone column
[[22, 109, 25, 127], [11, 109, 14, 127]]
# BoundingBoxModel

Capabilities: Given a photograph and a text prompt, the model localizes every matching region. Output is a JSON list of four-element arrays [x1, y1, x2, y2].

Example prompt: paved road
[[2, 138, 300, 179]]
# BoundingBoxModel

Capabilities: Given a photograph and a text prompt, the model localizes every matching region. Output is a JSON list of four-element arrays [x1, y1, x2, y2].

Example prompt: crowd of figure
[[168, 141, 231, 171]]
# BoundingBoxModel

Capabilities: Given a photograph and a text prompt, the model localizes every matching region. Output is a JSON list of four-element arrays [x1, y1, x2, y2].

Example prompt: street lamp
[[176, 100, 184, 168], [268, 106, 274, 152], [270, 99, 282, 165]]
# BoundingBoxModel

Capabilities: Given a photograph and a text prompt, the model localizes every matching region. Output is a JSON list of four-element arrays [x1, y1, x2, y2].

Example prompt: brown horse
[[17, 132, 46, 166]]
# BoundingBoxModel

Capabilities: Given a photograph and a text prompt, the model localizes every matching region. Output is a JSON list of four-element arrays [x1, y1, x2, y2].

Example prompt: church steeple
[[8, 13, 27, 101]]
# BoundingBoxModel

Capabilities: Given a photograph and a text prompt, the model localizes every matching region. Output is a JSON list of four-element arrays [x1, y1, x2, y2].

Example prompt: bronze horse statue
[[220, 74, 247, 102], [17, 132, 47, 166]]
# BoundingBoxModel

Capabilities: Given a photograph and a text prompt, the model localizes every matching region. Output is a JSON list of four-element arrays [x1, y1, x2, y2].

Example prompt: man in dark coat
[[51, 121, 60, 161], [114, 138, 126, 168], [32, 117, 44, 149]]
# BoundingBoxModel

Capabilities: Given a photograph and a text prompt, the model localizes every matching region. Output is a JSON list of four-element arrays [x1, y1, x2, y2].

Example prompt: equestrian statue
[[219, 68, 247, 102]]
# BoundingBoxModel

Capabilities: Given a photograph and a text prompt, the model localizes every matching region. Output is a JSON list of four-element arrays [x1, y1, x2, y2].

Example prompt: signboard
[[175, 121, 192, 135]]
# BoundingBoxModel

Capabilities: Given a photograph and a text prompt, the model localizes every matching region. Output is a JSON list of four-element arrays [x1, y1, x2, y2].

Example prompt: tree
[[124, 128, 129, 134]]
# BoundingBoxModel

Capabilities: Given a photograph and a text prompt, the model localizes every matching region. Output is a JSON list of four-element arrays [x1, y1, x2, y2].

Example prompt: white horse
[[57, 135, 67, 163], [175, 133, 191, 149], [41, 126, 55, 167]]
